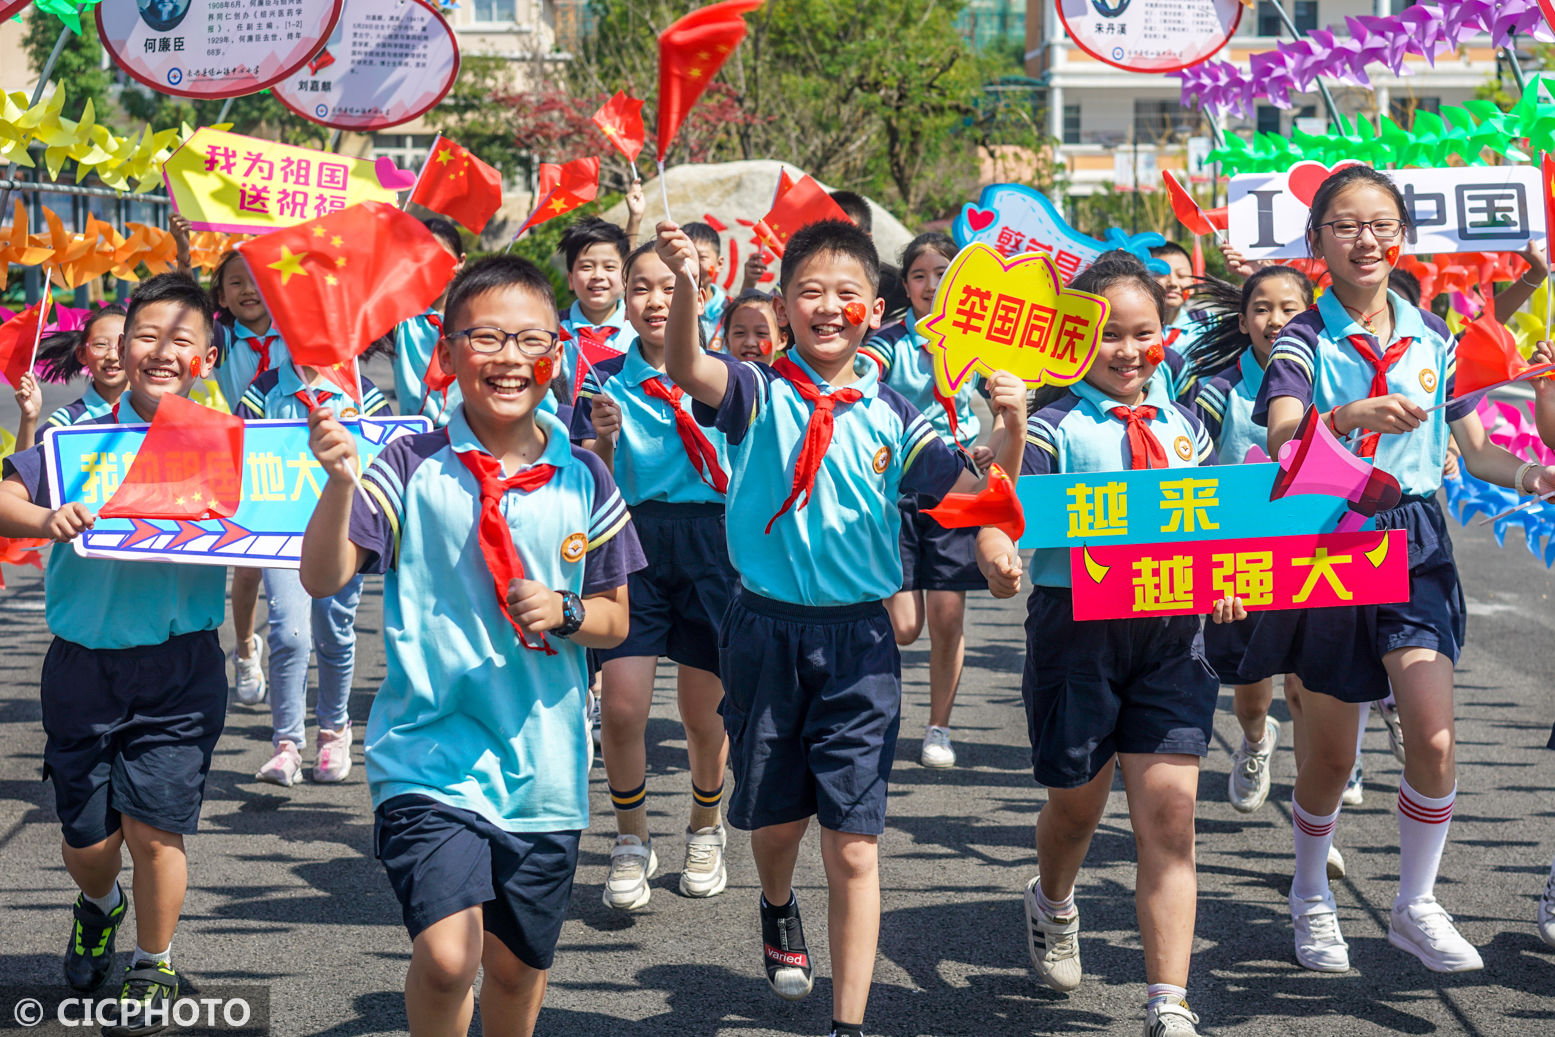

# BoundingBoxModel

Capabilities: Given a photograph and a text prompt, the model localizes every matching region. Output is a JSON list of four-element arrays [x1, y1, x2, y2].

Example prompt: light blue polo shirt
[[392, 309, 462, 428], [697, 351, 965, 606], [559, 299, 638, 397], [1191, 348, 1265, 466], [569, 342, 729, 506], [43, 383, 114, 431], [347, 406, 646, 831], [1256, 289, 1472, 498], [2, 410, 228, 650], [700, 283, 728, 349], [235, 365, 391, 422], [215, 321, 290, 415], [859, 316, 982, 446], [1022, 376, 1216, 588]]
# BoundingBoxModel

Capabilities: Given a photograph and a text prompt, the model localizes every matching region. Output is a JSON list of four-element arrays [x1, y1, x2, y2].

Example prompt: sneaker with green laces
[[103, 959, 179, 1037], [64, 885, 125, 991]]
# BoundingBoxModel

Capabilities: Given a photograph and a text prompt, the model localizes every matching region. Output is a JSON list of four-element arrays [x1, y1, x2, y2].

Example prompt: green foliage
[[117, 89, 328, 148], [22, 8, 115, 118], [481, 192, 628, 302], [424, 55, 530, 181]]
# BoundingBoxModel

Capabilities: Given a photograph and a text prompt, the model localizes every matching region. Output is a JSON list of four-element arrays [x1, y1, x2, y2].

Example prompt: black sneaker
[[102, 960, 178, 1037], [760, 893, 813, 1001], [65, 886, 126, 991]]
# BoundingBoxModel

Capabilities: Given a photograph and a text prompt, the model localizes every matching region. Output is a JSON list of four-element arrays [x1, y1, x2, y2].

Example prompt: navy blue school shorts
[[898, 493, 984, 593], [598, 501, 736, 675], [1229, 496, 1465, 704], [40, 629, 227, 848], [374, 794, 581, 970], [1202, 616, 1263, 687], [719, 590, 900, 836], [1021, 587, 1219, 789]]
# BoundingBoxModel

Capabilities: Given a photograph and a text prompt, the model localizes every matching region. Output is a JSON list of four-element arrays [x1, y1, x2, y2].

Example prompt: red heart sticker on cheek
[[534, 357, 554, 384], [1385, 245, 1400, 265], [1145, 344, 1165, 366], [844, 302, 867, 326]]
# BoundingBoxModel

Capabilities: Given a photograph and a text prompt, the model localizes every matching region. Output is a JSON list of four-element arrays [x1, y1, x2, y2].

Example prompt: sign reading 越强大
[[1228, 164, 1546, 260], [161, 128, 404, 234], [918, 243, 1110, 396], [1069, 530, 1408, 620], [42, 416, 431, 569], [1056, 0, 1244, 74]]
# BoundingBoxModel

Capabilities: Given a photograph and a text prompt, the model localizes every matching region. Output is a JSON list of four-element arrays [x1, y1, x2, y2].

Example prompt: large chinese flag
[[592, 92, 646, 164], [236, 201, 456, 371], [656, 0, 764, 162], [409, 136, 504, 234], [0, 283, 51, 389], [755, 175, 852, 257], [1454, 311, 1555, 397], [514, 157, 600, 238], [99, 394, 245, 521]]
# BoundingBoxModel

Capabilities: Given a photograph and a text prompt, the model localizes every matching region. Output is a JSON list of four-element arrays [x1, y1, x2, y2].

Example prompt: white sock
[[1244, 723, 1272, 753], [133, 944, 171, 966], [1396, 779, 1455, 906], [83, 885, 121, 914], [1146, 982, 1187, 1009], [1291, 799, 1340, 904], [1354, 704, 1368, 756], [1037, 884, 1074, 918]]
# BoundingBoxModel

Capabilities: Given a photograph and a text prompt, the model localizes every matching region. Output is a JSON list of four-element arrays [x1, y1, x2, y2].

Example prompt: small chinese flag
[[1162, 171, 1223, 238], [409, 135, 504, 234], [514, 157, 600, 239], [656, 0, 764, 162], [0, 282, 51, 389], [236, 201, 456, 373], [592, 91, 646, 164], [922, 463, 1025, 540], [99, 394, 245, 521], [569, 326, 627, 400], [0, 536, 46, 588], [755, 175, 852, 258], [1454, 312, 1555, 398]]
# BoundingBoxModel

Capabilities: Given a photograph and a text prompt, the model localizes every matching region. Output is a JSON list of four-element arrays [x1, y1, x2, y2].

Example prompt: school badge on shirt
[[872, 447, 891, 474], [561, 532, 587, 563], [1174, 435, 1193, 461], [1419, 368, 1437, 393]]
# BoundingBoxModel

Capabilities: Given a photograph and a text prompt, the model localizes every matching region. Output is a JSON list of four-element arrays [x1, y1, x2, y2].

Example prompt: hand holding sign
[[918, 243, 1110, 396]]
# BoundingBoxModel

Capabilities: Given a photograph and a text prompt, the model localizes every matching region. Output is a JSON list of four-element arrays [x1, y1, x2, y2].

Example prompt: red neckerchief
[[243, 332, 277, 386], [452, 441, 559, 655], [1109, 405, 1169, 469], [639, 376, 728, 494], [418, 313, 453, 412], [766, 358, 863, 534], [1345, 333, 1414, 459]]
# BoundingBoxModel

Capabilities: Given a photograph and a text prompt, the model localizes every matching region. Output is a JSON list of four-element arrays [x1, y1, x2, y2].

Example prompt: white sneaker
[[1144, 999, 1200, 1036], [920, 725, 956, 768], [231, 634, 266, 705], [1376, 698, 1405, 764], [602, 835, 657, 911], [255, 740, 302, 787], [1537, 856, 1555, 949], [1290, 892, 1350, 972], [1228, 717, 1280, 813], [1389, 898, 1484, 972], [1341, 762, 1364, 806], [1022, 875, 1081, 992], [1326, 844, 1347, 881], [680, 825, 727, 898]]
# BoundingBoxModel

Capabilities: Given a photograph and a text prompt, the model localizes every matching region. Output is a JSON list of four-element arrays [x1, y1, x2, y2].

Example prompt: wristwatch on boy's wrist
[[554, 591, 585, 638]]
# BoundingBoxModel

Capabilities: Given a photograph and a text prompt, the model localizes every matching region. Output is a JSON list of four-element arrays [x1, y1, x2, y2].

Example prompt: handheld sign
[[918, 243, 1109, 396]]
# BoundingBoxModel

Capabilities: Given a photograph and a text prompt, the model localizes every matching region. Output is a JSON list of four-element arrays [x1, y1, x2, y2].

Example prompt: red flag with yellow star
[[235, 201, 457, 372], [754, 175, 852, 258], [513, 157, 600, 239], [592, 92, 646, 164], [657, 0, 764, 163], [409, 135, 504, 234], [98, 394, 245, 521]]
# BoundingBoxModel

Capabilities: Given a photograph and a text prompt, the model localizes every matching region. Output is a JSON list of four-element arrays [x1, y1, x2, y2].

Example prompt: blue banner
[[42, 417, 432, 569], [1015, 462, 1368, 550]]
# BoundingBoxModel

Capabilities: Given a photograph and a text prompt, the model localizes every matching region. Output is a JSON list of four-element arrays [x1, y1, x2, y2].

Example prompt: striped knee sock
[[610, 780, 649, 840], [690, 780, 724, 831], [1396, 779, 1455, 907], [1291, 798, 1340, 904]]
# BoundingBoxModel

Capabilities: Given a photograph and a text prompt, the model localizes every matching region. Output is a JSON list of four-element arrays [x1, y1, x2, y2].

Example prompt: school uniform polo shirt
[[1022, 377, 1216, 589], [700, 283, 728, 349], [392, 309, 462, 428], [569, 342, 729, 506], [2, 411, 228, 650], [1191, 348, 1265, 466], [43, 383, 114, 431], [696, 351, 964, 606], [347, 405, 645, 832], [859, 316, 982, 447], [215, 322, 291, 415], [1255, 289, 1474, 498], [235, 365, 391, 421]]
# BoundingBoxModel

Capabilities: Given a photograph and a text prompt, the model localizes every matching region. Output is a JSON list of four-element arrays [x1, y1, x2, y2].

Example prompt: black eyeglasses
[[1318, 219, 1404, 241], [447, 327, 559, 356]]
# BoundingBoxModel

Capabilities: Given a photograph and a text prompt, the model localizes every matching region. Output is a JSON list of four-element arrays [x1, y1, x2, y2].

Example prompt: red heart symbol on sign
[[966, 207, 996, 232], [1286, 160, 1363, 207]]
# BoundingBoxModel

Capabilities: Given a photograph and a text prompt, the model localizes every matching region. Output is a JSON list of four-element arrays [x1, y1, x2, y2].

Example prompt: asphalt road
[[1, 366, 1553, 1036]]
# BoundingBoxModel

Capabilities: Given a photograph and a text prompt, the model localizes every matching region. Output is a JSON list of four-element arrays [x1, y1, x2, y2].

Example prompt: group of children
[[2, 163, 1554, 1037]]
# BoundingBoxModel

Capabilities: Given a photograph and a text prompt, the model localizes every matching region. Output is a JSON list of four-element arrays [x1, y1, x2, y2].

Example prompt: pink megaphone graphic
[[1270, 406, 1402, 533]]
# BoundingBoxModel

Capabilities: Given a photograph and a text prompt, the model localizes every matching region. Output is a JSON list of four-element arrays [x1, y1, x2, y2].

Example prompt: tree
[[117, 89, 328, 149], [22, 9, 115, 119]]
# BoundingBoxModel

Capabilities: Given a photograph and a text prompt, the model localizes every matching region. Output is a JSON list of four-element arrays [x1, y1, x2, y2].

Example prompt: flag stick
[[656, 159, 672, 222], [298, 362, 378, 516], [1477, 488, 1555, 526], [1421, 365, 1555, 413]]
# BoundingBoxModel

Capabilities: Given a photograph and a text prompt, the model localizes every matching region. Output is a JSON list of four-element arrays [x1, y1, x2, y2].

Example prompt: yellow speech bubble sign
[[919, 243, 1111, 396]]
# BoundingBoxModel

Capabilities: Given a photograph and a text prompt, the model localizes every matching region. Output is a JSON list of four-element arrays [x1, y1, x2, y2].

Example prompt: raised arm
[[657, 221, 730, 408], [299, 407, 367, 597]]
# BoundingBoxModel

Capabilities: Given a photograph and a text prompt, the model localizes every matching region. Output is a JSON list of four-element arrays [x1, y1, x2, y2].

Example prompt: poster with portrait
[[271, 0, 460, 132], [1056, 0, 1243, 74], [96, 0, 344, 99]]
